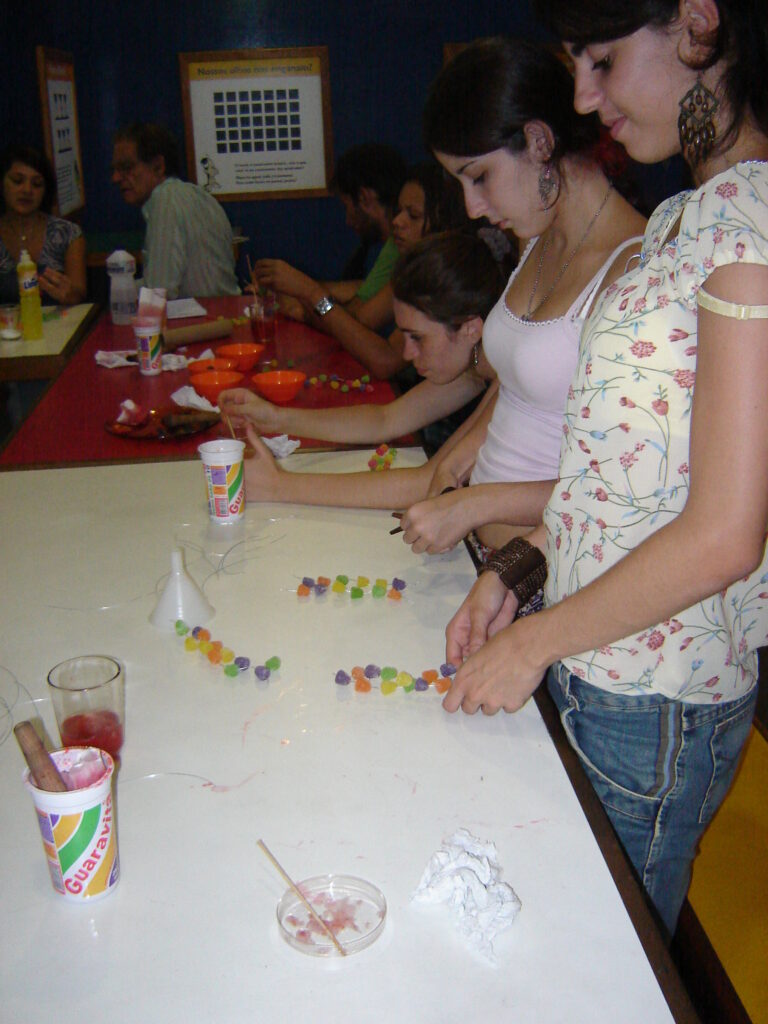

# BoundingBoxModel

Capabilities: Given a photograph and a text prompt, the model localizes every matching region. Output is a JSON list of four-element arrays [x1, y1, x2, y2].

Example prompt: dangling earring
[[538, 162, 559, 209], [678, 77, 719, 165]]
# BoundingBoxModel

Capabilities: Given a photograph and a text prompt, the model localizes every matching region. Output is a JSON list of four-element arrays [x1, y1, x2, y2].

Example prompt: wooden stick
[[256, 839, 347, 955], [222, 413, 236, 440], [14, 722, 68, 792]]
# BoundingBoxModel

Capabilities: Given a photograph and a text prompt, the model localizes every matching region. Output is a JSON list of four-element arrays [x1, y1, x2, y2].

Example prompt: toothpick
[[222, 412, 236, 439], [257, 839, 347, 955]]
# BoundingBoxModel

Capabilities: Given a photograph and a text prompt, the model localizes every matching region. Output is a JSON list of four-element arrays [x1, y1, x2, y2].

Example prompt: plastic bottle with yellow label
[[17, 248, 44, 340]]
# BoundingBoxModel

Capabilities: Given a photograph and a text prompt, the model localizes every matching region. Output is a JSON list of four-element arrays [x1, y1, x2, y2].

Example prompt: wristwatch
[[314, 295, 335, 317]]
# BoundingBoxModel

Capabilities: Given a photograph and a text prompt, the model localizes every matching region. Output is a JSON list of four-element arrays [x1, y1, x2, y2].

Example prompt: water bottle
[[17, 249, 43, 340], [106, 250, 138, 325]]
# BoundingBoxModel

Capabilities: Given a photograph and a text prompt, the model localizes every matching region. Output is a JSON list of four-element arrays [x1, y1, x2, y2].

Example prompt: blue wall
[[2, 2, 683, 281]]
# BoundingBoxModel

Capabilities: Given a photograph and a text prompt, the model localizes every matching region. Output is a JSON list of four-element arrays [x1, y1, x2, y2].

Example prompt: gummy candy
[[234, 656, 250, 672], [332, 580, 346, 594], [175, 620, 189, 636], [395, 672, 412, 688], [302, 577, 315, 588], [380, 680, 397, 695], [364, 664, 380, 678], [376, 444, 388, 456], [351, 666, 366, 679], [224, 664, 239, 677], [314, 584, 327, 595], [435, 678, 451, 694], [375, 578, 387, 588], [350, 587, 363, 599], [265, 656, 281, 670], [361, 375, 370, 384], [340, 384, 349, 393], [391, 578, 406, 591], [422, 669, 438, 683], [184, 637, 199, 651], [317, 576, 331, 587], [372, 585, 386, 598], [330, 380, 340, 389], [211, 640, 223, 651], [297, 583, 311, 597], [335, 670, 351, 685], [354, 677, 372, 693], [336, 574, 349, 585], [197, 628, 211, 642], [403, 679, 415, 693], [255, 665, 270, 681], [207, 648, 222, 664], [199, 641, 213, 654], [381, 666, 397, 681], [414, 677, 429, 691], [220, 648, 234, 663], [357, 576, 369, 588], [387, 589, 402, 601], [440, 663, 457, 677]]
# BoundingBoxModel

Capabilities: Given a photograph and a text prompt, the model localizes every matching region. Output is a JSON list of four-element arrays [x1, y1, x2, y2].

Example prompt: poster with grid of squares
[[180, 48, 333, 200]]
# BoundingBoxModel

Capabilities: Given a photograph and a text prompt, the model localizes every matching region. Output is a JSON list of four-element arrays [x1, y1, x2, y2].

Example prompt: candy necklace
[[522, 185, 613, 321]]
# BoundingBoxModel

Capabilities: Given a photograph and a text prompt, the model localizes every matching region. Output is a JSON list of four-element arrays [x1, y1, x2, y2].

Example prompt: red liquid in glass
[[60, 711, 124, 759]]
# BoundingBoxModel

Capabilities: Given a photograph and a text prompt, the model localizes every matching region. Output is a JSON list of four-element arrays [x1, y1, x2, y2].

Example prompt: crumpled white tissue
[[412, 828, 521, 963], [95, 349, 191, 371]]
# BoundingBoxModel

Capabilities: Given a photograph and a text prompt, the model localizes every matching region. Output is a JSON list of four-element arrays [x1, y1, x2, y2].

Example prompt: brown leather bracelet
[[479, 536, 547, 604]]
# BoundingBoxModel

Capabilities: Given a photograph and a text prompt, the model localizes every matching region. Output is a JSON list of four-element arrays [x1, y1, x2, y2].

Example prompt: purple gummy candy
[[414, 677, 429, 691], [234, 656, 250, 672], [391, 578, 406, 591], [335, 670, 351, 685], [191, 626, 203, 638], [255, 665, 271, 681], [364, 664, 381, 679], [314, 584, 327, 595], [440, 663, 457, 677], [302, 577, 315, 588]]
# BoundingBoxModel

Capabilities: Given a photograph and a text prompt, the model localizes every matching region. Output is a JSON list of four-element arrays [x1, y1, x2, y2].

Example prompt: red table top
[[1, 297, 409, 469]]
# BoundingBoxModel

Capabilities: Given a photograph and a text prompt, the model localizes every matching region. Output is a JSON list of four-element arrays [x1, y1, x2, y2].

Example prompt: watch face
[[315, 296, 334, 316]]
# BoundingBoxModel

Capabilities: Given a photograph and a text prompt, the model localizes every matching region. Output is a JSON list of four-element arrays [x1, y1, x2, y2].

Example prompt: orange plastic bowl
[[216, 342, 266, 372], [251, 370, 307, 404], [188, 356, 237, 375], [191, 370, 244, 405]]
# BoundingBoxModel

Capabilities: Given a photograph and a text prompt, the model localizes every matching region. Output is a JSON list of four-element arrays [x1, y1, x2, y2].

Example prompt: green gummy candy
[[381, 666, 397, 681], [350, 587, 363, 599], [175, 620, 190, 636], [403, 681, 415, 692], [224, 664, 239, 677], [372, 585, 386, 598], [336, 574, 349, 585], [265, 656, 281, 670]]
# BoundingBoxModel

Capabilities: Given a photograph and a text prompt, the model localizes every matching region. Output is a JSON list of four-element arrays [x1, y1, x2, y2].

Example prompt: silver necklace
[[522, 185, 613, 321]]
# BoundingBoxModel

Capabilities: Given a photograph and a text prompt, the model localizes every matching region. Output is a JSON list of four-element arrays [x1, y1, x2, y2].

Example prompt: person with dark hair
[[398, 36, 646, 556], [251, 143, 408, 338], [444, 0, 768, 936], [248, 163, 467, 378], [0, 144, 86, 305], [111, 122, 238, 298], [226, 230, 505, 509]]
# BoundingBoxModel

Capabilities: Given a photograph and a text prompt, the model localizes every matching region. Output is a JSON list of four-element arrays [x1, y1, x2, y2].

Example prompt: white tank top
[[470, 237, 642, 485]]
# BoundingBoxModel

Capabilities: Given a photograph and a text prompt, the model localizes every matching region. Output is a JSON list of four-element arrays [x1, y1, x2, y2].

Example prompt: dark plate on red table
[[105, 406, 220, 440]]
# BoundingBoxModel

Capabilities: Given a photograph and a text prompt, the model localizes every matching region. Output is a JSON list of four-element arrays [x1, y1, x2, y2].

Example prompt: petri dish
[[276, 873, 386, 957]]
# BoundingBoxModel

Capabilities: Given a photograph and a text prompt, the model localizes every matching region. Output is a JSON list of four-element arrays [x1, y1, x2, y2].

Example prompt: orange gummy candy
[[354, 677, 372, 692], [297, 583, 311, 597], [386, 589, 402, 600], [351, 665, 366, 679], [434, 678, 451, 694], [317, 576, 331, 587], [421, 669, 438, 683]]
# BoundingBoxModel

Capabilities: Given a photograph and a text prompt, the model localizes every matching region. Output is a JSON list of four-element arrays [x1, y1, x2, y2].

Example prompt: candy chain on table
[[174, 620, 281, 681], [297, 574, 406, 600], [367, 444, 396, 471], [304, 372, 373, 395], [335, 661, 456, 695]]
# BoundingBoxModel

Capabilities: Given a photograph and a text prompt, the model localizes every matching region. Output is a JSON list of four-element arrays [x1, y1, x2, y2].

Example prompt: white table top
[[0, 450, 679, 1023], [0, 302, 94, 360]]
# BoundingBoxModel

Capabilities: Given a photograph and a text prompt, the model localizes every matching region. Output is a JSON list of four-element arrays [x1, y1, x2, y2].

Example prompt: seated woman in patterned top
[[0, 145, 86, 306]]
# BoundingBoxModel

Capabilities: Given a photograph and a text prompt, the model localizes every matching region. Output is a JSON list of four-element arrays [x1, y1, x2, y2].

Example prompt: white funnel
[[150, 549, 214, 631]]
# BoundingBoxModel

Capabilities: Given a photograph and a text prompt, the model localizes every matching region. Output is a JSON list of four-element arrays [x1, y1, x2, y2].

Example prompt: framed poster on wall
[[179, 47, 333, 201], [36, 46, 85, 217]]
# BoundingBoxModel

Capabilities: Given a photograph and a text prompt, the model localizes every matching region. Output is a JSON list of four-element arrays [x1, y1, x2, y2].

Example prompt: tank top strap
[[572, 236, 645, 321]]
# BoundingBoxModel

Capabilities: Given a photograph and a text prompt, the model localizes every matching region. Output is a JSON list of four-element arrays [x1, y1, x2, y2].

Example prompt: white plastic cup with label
[[198, 439, 246, 523], [135, 324, 163, 375], [24, 747, 119, 902]]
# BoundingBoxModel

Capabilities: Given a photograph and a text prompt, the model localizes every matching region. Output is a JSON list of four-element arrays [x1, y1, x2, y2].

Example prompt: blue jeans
[[547, 663, 757, 935]]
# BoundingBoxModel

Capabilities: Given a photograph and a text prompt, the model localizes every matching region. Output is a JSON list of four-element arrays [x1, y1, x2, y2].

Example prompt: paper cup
[[135, 325, 163, 375], [24, 747, 119, 902], [198, 439, 246, 523]]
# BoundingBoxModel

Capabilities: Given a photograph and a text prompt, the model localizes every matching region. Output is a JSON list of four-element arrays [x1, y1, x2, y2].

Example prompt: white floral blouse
[[544, 162, 768, 703]]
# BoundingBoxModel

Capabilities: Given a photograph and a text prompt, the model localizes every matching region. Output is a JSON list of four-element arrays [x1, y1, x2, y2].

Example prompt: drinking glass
[[47, 656, 125, 759]]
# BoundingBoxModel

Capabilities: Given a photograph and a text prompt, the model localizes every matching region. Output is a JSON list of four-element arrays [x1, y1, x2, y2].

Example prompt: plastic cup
[[134, 324, 163, 375], [0, 303, 21, 340], [47, 655, 125, 761], [249, 295, 276, 344], [198, 439, 246, 523], [24, 746, 119, 901]]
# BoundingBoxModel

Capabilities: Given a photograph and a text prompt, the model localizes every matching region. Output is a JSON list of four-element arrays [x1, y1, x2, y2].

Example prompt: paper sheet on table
[[166, 298, 207, 320], [169, 385, 300, 458]]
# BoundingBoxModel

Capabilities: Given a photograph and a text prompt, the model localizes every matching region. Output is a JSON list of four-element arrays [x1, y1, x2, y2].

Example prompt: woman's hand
[[253, 259, 316, 302], [38, 267, 82, 305], [243, 425, 285, 502], [443, 613, 546, 715], [400, 489, 472, 554], [445, 571, 518, 667], [219, 388, 281, 433]]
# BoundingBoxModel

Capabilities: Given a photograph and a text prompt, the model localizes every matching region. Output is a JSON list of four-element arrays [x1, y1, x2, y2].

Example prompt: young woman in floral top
[[443, 0, 768, 934]]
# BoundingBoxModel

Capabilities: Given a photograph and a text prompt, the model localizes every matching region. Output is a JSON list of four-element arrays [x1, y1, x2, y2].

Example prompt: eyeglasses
[[111, 160, 139, 176]]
